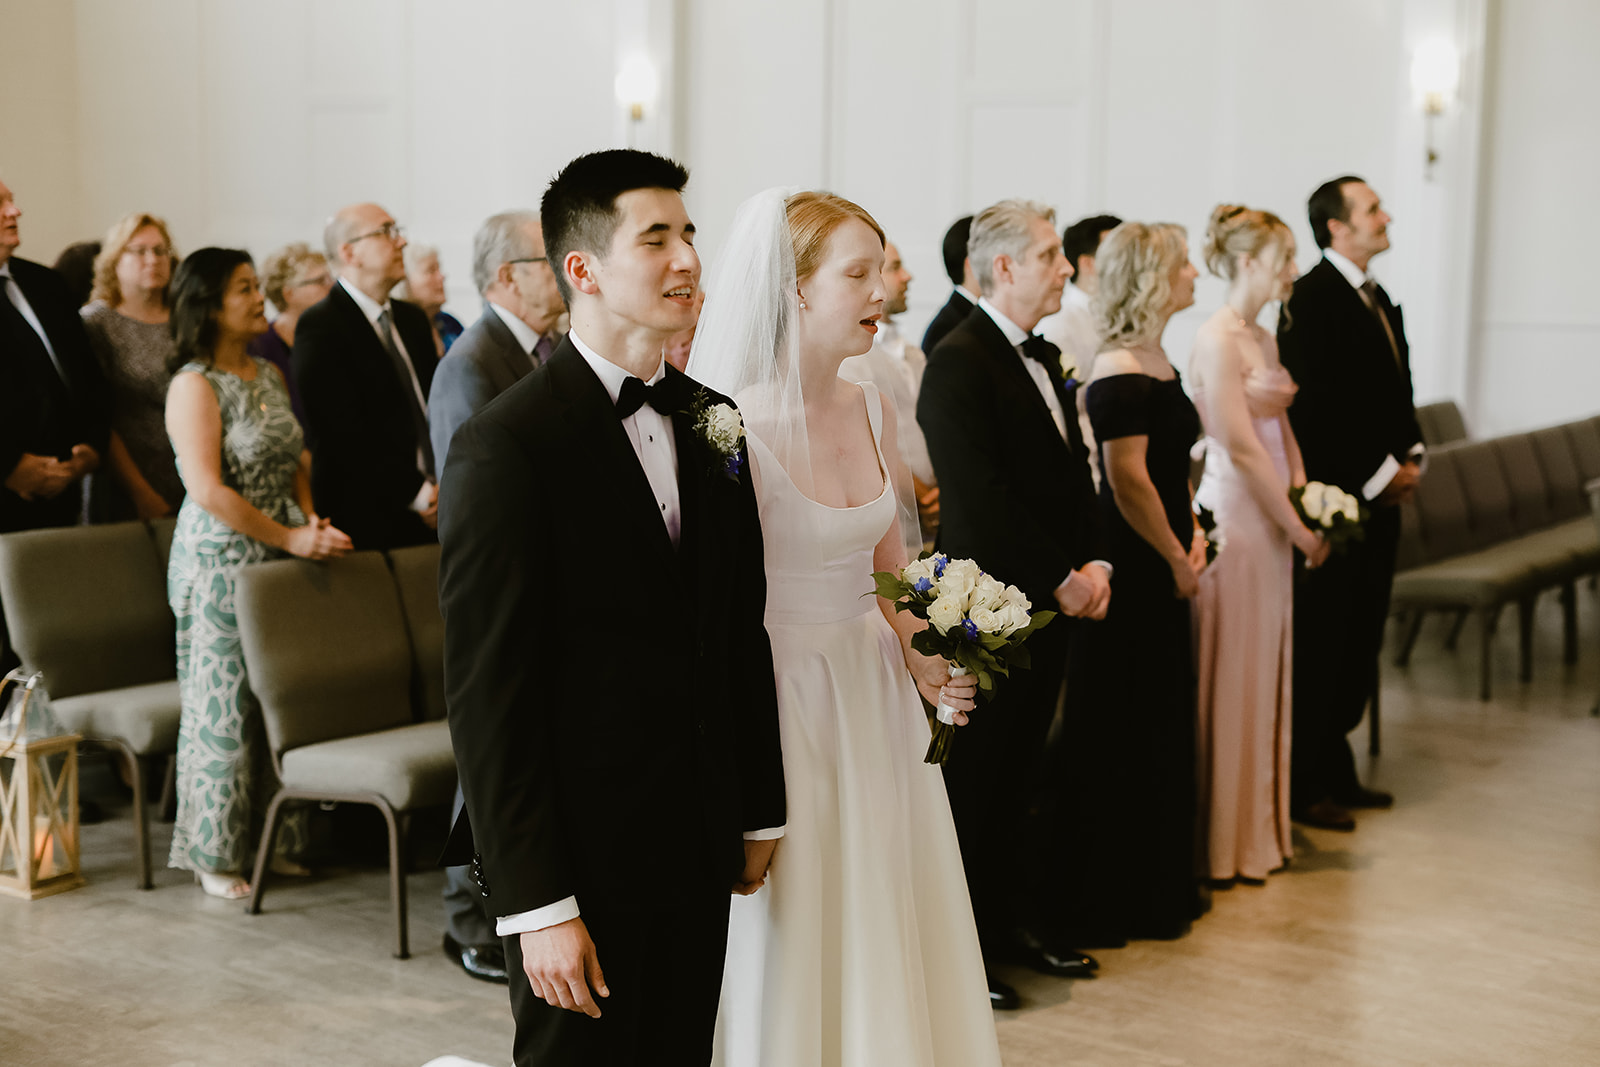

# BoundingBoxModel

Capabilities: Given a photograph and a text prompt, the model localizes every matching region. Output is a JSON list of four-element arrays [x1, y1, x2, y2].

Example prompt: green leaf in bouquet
[[1007, 610, 1058, 642], [1006, 641, 1033, 670], [870, 570, 913, 603]]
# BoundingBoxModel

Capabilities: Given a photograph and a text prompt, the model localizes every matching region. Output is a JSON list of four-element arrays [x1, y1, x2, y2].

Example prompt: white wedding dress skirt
[[713, 384, 1000, 1067]]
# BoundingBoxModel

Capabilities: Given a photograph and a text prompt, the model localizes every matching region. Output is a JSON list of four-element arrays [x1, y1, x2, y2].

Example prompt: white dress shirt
[[496, 330, 782, 938], [1319, 252, 1427, 499], [1035, 283, 1098, 374], [488, 301, 541, 361]]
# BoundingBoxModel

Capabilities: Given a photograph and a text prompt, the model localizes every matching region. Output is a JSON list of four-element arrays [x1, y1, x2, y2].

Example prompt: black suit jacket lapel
[[970, 311, 1066, 442], [546, 340, 678, 568], [479, 310, 533, 387]]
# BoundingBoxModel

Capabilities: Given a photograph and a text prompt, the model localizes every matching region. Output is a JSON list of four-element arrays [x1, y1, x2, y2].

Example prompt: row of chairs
[[0, 521, 454, 957], [1391, 415, 1600, 698]]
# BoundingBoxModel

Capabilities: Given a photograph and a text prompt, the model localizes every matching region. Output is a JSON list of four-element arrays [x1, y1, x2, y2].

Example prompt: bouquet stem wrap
[[927, 664, 970, 765]]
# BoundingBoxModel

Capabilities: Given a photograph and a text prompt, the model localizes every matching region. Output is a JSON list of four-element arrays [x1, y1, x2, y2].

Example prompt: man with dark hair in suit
[[439, 149, 786, 1066], [429, 207, 566, 986], [1279, 175, 1421, 831], [0, 178, 111, 668], [292, 202, 439, 550], [918, 198, 1107, 1011], [921, 214, 980, 356]]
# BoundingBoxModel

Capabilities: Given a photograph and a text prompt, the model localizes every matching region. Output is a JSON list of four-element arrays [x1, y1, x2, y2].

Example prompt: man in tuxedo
[[839, 236, 936, 556], [438, 149, 786, 1066], [0, 180, 112, 661], [291, 202, 438, 550], [1279, 176, 1421, 831], [918, 199, 1109, 1010], [920, 214, 980, 356], [429, 208, 566, 985]]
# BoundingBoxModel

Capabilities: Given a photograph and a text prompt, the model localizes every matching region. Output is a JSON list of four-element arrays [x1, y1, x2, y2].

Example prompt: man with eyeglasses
[[292, 202, 440, 550], [427, 208, 566, 986], [428, 211, 565, 473], [0, 178, 111, 668]]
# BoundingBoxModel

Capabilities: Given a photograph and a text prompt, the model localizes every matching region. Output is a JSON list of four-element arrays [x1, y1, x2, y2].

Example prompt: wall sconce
[[614, 54, 659, 147], [1411, 39, 1461, 180]]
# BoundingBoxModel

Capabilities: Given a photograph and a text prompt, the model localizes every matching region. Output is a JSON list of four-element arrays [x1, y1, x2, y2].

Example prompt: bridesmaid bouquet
[[1291, 481, 1367, 555], [870, 553, 1056, 765]]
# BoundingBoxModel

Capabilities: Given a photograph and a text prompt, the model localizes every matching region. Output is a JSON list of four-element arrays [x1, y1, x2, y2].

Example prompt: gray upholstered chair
[[0, 521, 180, 889], [234, 551, 455, 958], [387, 544, 446, 723], [1589, 476, 1600, 717], [1416, 400, 1469, 447]]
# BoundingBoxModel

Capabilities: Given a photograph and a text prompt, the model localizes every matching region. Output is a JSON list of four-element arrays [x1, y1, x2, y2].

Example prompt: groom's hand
[[520, 918, 609, 1018], [733, 838, 778, 896]]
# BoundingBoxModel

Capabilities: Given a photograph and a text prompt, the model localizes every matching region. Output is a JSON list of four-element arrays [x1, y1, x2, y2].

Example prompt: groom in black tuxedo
[[918, 199, 1108, 1010], [438, 150, 786, 1067], [1279, 176, 1421, 831]]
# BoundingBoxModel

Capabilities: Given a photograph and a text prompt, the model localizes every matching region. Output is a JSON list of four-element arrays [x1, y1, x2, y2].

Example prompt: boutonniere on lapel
[[1059, 359, 1080, 391], [688, 389, 747, 482]]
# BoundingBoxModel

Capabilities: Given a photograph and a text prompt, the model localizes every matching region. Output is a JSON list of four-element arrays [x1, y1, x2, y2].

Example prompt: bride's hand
[[908, 650, 976, 725]]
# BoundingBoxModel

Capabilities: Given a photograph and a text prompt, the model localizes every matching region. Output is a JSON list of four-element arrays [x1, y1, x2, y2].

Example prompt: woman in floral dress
[[164, 248, 352, 899]]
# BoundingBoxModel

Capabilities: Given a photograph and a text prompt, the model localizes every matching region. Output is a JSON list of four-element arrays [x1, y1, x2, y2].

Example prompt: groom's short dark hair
[[1308, 175, 1364, 250], [541, 149, 690, 302]]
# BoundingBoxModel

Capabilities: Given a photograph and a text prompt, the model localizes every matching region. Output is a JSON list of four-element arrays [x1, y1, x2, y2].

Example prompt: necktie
[[1359, 280, 1401, 367], [377, 309, 436, 478], [615, 374, 678, 420], [532, 333, 555, 366]]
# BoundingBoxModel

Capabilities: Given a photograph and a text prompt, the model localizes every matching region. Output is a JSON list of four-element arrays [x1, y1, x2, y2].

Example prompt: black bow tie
[[615, 374, 677, 420], [1020, 333, 1062, 368]]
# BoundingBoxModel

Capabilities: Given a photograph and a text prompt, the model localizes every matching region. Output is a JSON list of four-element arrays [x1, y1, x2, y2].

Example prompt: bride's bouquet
[[1291, 481, 1367, 555], [871, 553, 1056, 765]]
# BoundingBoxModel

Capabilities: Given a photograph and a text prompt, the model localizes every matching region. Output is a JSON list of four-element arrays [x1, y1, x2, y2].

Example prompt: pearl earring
[[799, 299, 807, 309]]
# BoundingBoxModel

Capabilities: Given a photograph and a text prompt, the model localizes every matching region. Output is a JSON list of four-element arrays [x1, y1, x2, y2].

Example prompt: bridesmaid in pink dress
[[1190, 205, 1330, 883]]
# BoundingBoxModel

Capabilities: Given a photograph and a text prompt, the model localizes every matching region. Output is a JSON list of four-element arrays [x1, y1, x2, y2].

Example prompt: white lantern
[[0, 670, 84, 899]]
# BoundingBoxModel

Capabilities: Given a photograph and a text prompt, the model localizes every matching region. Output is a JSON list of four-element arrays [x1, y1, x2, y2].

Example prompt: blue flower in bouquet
[[913, 576, 933, 593], [931, 553, 948, 578], [960, 618, 980, 642]]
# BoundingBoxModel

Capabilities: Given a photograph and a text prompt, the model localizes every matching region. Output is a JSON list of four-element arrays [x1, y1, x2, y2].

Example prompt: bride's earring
[[798, 291, 807, 310]]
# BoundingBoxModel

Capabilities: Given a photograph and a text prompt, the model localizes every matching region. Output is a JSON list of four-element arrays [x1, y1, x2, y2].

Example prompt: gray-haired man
[[428, 211, 566, 466], [431, 209, 566, 983]]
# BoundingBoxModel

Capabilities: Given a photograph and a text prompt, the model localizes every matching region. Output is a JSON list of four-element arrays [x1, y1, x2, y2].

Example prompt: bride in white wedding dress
[[689, 189, 1002, 1067]]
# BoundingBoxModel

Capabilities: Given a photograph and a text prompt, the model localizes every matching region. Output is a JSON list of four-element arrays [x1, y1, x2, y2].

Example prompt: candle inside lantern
[[34, 814, 55, 879]]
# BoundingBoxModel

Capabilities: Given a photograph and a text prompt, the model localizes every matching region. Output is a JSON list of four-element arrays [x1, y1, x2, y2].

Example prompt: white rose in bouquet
[[937, 559, 981, 603], [969, 607, 1003, 634], [1300, 482, 1326, 521], [999, 601, 1033, 636], [927, 595, 964, 635], [901, 556, 937, 591], [972, 574, 1007, 612], [1337, 492, 1362, 523]]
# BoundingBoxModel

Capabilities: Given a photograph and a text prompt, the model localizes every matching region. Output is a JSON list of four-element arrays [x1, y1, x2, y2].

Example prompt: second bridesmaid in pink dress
[[1190, 205, 1330, 883]]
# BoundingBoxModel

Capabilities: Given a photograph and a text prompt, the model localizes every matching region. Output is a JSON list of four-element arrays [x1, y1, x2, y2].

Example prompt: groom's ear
[[565, 248, 602, 298]]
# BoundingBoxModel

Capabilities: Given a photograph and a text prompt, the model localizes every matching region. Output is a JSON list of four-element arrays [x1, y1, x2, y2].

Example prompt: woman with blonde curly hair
[[248, 241, 332, 426], [1190, 205, 1329, 885], [1050, 220, 1208, 946], [81, 211, 184, 520]]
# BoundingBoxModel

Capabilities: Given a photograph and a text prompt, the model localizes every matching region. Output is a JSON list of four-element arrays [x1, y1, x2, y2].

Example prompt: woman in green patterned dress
[[164, 248, 353, 899]]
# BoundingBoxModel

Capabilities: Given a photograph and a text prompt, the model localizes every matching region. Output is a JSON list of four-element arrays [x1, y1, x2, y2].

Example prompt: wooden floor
[[3, 588, 1597, 1066]]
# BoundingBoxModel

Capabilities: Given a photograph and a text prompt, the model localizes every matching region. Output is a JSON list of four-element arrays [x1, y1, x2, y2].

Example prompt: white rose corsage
[[689, 390, 746, 482]]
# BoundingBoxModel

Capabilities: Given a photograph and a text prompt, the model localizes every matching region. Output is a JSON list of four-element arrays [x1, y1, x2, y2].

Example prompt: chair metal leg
[[108, 740, 153, 890], [376, 799, 409, 959], [1560, 582, 1578, 665], [1395, 610, 1426, 667], [1517, 597, 1536, 683], [1479, 608, 1497, 701], [159, 753, 177, 822], [247, 790, 290, 916], [1444, 608, 1470, 652]]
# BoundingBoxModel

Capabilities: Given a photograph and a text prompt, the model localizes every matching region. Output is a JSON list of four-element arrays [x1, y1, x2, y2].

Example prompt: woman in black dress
[[1051, 221, 1208, 946]]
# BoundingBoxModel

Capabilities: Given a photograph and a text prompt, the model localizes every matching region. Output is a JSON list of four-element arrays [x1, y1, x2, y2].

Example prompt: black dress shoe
[[1334, 786, 1394, 809], [987, 974, 1021, 1011], [443, 933, 509, 984], [1292, 799, 1356, 832], [1003, 941, 1097, 978]]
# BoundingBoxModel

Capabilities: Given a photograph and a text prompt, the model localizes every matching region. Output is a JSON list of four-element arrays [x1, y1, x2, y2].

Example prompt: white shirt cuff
[[1408, 443, 1428, 475], [1362, 454, 1403, 501], [743, 825, 786, 841], [1088, 559, 1114, 580], [495, 895, 580, 937]]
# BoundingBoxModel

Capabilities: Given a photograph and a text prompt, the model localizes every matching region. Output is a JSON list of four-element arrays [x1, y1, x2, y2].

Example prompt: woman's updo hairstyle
[[168, 247, 254, 373], [1203, 203, 1292, 281], [785, 191, 884, 281]]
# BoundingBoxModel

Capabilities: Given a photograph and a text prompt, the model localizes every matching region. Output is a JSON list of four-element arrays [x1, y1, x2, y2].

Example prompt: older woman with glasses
[[395, 242, 463, 356], [249, 242, 332, 427], [82, 212, 185, 521]]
